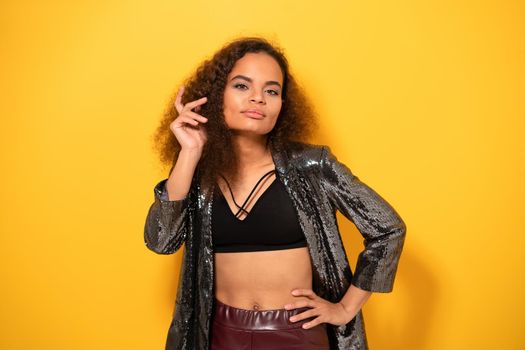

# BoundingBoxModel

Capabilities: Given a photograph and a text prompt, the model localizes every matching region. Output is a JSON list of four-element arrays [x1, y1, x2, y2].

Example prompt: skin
[[174, 52, 372, 330]]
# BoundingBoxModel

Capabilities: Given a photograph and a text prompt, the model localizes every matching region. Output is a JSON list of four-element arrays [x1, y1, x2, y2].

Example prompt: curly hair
[[151, 36, 319, 192]]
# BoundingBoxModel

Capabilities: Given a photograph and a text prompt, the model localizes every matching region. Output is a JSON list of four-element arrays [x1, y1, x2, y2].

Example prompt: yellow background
[[1, 0, 524, 349]]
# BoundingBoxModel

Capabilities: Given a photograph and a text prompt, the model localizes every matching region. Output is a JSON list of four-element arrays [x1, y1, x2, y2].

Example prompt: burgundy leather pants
[[210, 297, 330, 350]]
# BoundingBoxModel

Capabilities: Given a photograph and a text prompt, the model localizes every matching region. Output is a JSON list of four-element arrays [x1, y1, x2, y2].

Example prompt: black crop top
[[212, 169, 308, 253]]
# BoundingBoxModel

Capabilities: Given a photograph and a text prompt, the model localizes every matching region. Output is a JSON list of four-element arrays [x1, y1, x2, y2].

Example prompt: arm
[[319, 145, 407, 293], [338, 284, 372, 322], [143, 149, 201, 254]]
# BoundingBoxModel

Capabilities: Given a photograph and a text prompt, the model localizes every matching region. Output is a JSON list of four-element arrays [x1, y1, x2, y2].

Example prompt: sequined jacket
[[144, 141, 407, 350]]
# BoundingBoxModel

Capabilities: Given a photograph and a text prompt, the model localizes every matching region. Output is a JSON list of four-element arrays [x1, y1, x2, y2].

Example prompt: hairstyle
[[151, 36, 319, 192]]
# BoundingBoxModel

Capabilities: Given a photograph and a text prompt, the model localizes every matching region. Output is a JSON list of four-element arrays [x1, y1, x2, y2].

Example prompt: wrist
[[338, 301, 357, 323], [177, 148, 202, 167], [179, 147, 202, 157]]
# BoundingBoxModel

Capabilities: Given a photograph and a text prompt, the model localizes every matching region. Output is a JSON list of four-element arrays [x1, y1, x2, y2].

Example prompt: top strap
[[219, 169, 276, 219]]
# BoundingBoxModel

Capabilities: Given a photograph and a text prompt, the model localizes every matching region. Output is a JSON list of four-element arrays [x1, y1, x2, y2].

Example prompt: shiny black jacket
[[144, 141, 407, 350]]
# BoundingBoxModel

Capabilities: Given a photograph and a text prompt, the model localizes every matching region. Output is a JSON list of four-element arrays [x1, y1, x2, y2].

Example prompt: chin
[[230, 128, 272, 136]]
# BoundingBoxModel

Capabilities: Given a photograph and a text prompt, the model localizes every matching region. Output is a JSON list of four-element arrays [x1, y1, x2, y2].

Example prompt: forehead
[[228, 52, 283, 84]]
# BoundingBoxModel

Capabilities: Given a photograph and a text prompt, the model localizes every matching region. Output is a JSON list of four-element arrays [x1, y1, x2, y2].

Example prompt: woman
[[144, 37, 406, 350]]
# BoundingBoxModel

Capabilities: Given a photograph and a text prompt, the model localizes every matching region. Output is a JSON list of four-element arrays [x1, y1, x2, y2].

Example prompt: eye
[[266, 89, 280, 96], [233, 83, 248, 90]]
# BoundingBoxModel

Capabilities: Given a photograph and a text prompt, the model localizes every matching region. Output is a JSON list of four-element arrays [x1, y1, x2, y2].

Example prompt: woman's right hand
[[170, 86, 209, 151]]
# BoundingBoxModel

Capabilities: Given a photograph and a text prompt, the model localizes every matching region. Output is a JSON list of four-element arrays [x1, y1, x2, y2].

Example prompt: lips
[[242, 109, 265, 119]]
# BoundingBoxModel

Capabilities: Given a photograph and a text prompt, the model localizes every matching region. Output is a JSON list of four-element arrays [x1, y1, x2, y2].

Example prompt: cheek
[[223, 92, 241, 112], [272, 100, 283, 115]]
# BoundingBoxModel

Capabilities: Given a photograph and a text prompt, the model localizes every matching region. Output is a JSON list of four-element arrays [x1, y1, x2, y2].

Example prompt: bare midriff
[[214, 246, 313, 311]]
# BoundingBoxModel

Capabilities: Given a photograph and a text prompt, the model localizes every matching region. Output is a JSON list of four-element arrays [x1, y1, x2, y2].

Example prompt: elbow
[[397, 219, 407, 239], [144, 240, 166, 255], [144, 241, 178, 255], [143, 195, 190, 255], [143, 209, 188, 255], [144, 224, 168, 254], [143, 218, 187, 255], [389, 219, 407, 249], [387, 213, 407, 239], [387, 219, 407, 262], [373, 218, 406, 251], [144, 229, 167, 254]]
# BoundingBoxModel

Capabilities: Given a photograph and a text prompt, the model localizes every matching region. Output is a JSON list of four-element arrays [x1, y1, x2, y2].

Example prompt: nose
[[249, 90, 265, 104]]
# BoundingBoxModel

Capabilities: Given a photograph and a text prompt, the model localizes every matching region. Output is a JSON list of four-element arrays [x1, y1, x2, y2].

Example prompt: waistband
[[212, 297, 316, 330]]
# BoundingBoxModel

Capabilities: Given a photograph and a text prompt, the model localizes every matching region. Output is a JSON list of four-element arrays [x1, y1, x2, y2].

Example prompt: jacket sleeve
[[319, 145, 406, 293], [143, 178, 191, 254]]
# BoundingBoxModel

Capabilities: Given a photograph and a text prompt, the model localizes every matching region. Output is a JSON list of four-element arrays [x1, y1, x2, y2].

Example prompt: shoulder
[[286, 141, 353, 177], [286, 141, 328, 170]]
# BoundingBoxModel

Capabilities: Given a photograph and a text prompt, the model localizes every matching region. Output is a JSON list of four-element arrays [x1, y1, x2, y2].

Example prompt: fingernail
[[292, 290, 298, 295]]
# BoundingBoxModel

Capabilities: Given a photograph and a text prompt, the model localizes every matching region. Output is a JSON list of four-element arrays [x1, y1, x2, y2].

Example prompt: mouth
[[242, 110, 265, 119]]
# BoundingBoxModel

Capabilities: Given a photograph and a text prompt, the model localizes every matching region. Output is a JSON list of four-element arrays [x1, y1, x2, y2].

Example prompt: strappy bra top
[[212, 169, 308, 253]]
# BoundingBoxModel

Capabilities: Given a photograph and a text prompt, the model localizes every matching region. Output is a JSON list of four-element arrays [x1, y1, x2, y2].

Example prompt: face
[[223, 52, 284, 137]]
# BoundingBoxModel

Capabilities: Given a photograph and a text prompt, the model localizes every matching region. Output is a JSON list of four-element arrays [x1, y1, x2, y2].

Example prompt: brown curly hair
[[151, 36, 319, 192]]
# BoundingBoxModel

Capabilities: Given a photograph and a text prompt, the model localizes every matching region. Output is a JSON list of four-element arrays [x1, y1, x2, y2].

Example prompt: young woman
[[144, 37, 406, 350]]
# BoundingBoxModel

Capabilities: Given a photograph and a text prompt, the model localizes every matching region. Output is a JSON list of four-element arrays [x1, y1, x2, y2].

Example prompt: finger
[[181, 110, 208, 122], [302, 316, 324, 330], [182, 96, 208, 111], [292, 289, 317, 299], [175, 116, 200, 127], [174, 86, 185, 113], [183, 97, 208, 112], [289, 309, 317, 323], [286, 299, 315, 309]]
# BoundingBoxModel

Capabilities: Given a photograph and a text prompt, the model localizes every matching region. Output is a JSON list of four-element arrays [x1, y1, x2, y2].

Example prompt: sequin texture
[[144, 141, 407, 350]]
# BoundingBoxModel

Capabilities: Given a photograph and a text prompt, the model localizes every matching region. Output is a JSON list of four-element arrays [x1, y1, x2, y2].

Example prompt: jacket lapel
[[270, 141, 325, 296]]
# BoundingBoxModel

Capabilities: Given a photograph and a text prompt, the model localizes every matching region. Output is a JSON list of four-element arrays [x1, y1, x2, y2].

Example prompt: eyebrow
[[230, 75, 282, 89]]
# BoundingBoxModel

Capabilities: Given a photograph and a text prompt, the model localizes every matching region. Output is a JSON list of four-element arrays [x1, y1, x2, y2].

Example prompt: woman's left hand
[[284, 289, 356, 329]]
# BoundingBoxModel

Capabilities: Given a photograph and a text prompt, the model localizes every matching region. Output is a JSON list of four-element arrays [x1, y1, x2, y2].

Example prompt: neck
[[231, 134, 273, 172]]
